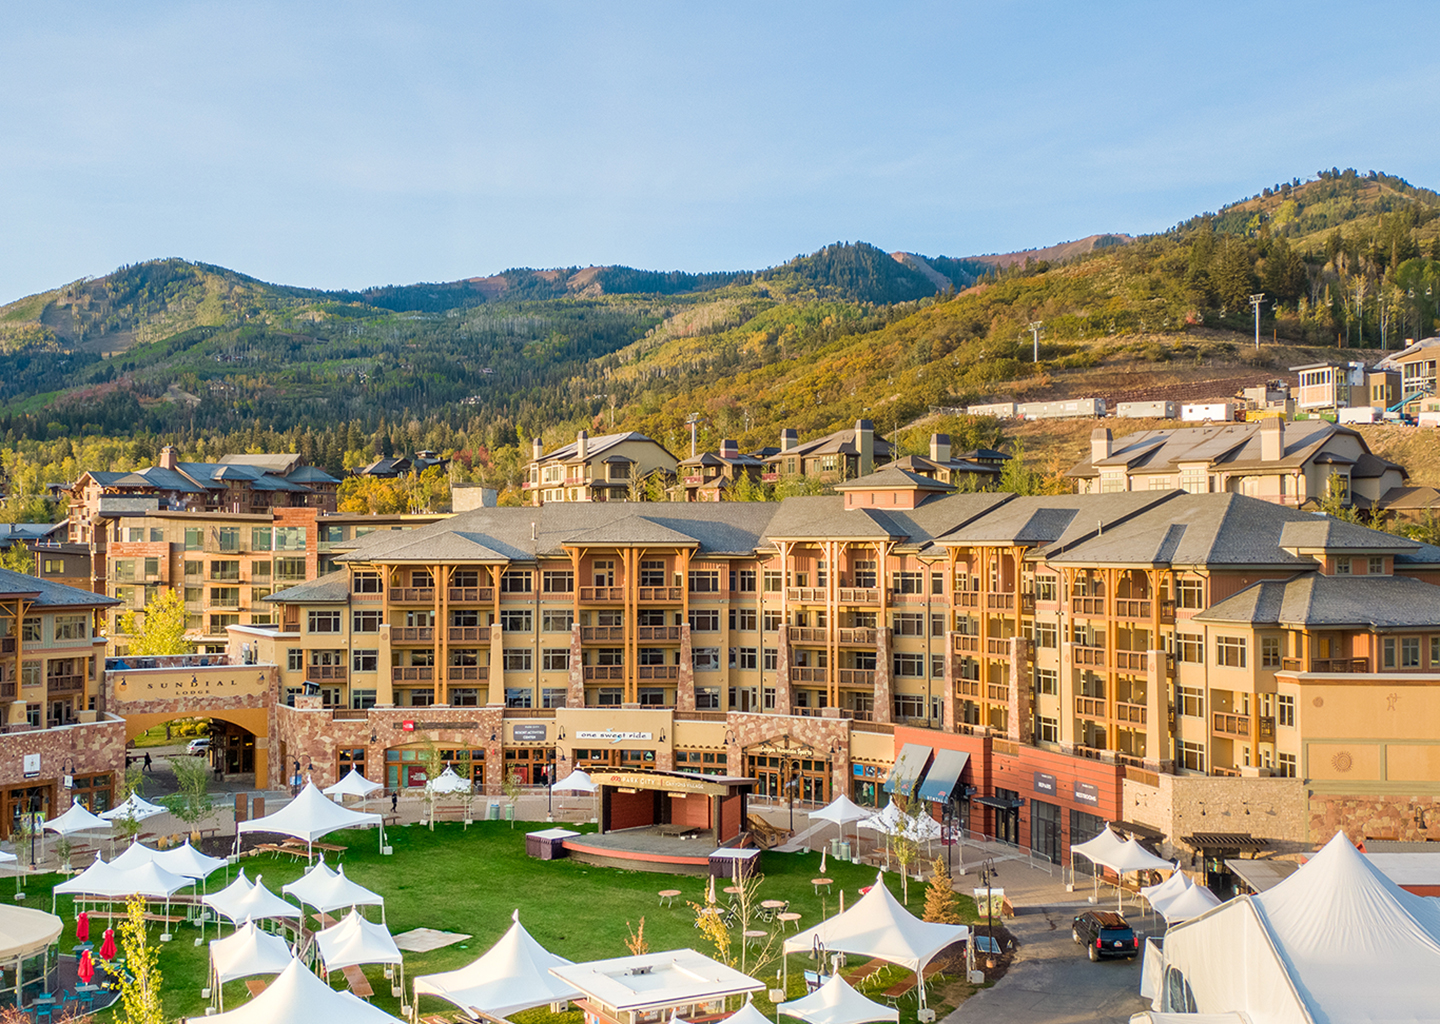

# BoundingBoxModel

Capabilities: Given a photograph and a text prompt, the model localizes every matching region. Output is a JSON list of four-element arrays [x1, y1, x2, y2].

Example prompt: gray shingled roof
[[833, 466, 953, 492], [540, 432, 675, 463], [1196, 573, 1440, 628], [0, 568, 118, 608], [939, 492, 1173, 549], [263, 571, 351, 603], [1277, 518, 1419, 554], [1067, 421, 1341, 479]]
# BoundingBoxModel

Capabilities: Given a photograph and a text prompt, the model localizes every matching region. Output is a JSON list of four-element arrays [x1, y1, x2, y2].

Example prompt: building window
[[1177, 686, 1204, 718], [541, 688, 567, 709], [595, 688, 623, 706], [53, 615, 87, 641], [352, 610, 382, 633], [275, 526, 305, 551], [1036, 668, 1058, 695], [762, 647, 777, 671], [893, 613, 924, 636], [1401, 636, 1422, 668], [1216, 636, 1247, 668], [1176, 579, 1205, 609], [500, 571, 532, 593], [892, 571, 923, 594], [638, 560, 665, 587], [1037, 716, 1059, 742], [542, 649, 569, 671], [1276, 753, 1297, 778], [542, 610, 573, 633], [688, 609, 720, 632], [209, 614, 239, 632], [688, 570, 720, 593], [1176, 634, 1204, 663], [274, 557, 306, 581], [733, 647, 758, 670], [1179, 741, 1206, 772], [638, 688, 666, 707], [542, 571, 574, 593], [737, 569, 757, 592], [1276, 693, 1295, 727], [210, 587, 240, 608], [500, 609, 532, 632], [931, 655, 945, 679], [184, 527, 202, 551], [729, 608, 757, 631], [502, 649, 533, 672], [1334, 557, 1351, 575], [1368, 556, 1385, 575], [308, 611, 342, 634], [287, 649, 303, 672], [505, 688, 533, 708], [352, 649, 378, 673], [1034, 576, 1058, 602], [352, 571, 383, 594], [893, 653, 924, 677], [693, 648, 720, 671], [1261, 636, 1281, 668], [696, 687, 721, 710]]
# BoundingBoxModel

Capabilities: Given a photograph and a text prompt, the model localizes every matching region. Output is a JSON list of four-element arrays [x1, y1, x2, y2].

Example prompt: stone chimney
[[719, 439, 739, 459], [856, 419, 875, 477], [158, 445, 179, 471], [930, 433, 951, 464], [1260, 416, 1284, 462], [781, 427, 799, 452], [531, 437, 544, 462], [1090, 427, 1113, 463], [576, 430, 589, 461]]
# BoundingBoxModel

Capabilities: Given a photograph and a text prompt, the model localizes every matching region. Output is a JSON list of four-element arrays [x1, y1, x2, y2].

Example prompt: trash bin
[[504, 803, 515, 822], [836, 840, 852, 862], [488, 801, 500, 820]]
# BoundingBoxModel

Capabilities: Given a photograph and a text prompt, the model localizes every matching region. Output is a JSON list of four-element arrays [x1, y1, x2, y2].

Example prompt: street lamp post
[[979, 859, 999, 945]]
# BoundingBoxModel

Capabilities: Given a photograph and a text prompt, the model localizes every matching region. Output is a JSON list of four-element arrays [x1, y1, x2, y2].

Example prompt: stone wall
[[726, 711, 851, 798], [0, 716, 127, 813], [1123, 771, 1308, 860], [1309, 793, 1440, 845]]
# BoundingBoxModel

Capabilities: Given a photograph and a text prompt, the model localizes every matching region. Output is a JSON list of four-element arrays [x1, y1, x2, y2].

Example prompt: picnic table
[[882, 960, 946, 999], [245, 979, 269, 998], [342, 965, 373, 999]]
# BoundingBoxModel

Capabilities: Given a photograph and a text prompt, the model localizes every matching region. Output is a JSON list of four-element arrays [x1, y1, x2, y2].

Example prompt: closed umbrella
[[76, 911, 90, 943], [78, 950, 94, 985], [100, 927, 116, 961]]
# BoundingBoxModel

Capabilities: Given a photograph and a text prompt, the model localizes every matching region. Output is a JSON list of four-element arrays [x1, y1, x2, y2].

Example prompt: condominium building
[[1069, 420, 1406, 510], [762, 420, 893, 484], [1377, 337, 1440, 411], [525, 431, 679, 506], [676, 440, 766, 501]]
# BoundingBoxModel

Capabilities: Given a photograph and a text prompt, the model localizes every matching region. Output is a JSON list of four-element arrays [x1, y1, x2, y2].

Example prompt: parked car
[[186, 737, 211, 756], [1072, 910, 1138, 961]]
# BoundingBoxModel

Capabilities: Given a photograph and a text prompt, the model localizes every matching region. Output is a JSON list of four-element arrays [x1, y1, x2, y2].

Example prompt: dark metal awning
[[971, 794, 1021, 810], [917, 749, 969, 803], [1113, 819, 1166, 841], [1182, 832, 1271, 850], [883, 743, 933, 796]]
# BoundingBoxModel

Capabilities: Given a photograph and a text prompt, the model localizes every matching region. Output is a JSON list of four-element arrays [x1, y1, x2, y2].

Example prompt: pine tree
[[923, 857, 962, 924]]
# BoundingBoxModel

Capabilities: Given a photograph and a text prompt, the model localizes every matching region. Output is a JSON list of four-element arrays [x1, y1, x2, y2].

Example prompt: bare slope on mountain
[[969, 233, 1133, 268]]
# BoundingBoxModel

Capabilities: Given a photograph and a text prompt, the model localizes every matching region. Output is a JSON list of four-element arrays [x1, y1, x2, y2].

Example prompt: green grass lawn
[[39, 822, 980, 1023]]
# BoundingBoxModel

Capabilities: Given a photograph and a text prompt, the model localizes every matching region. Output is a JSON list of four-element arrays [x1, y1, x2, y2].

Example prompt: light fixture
[[557, 726, 566, 741], [490, 730, 497, 743], [369, 732, 378, 744], [723, 729, 735, 746], [659, 729, 666, 743]]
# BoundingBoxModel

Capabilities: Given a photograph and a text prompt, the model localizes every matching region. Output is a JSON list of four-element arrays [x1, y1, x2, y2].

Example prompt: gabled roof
[[262, 571, 350, 604], [1376, 334, 1440, 369], [1379, 485, 1440, 511], [1067, 421, 1343, 479], [764, 426, 896, 463], [1277, 517, 1418, 554], [938, 492, 1172, 551], [0, 567, 118, 608], [537, 432, 674, 463], [891, 454, 1000, 477], [1195, 572, 1440, 628], [561, 516, 701, 547], [833, 466, 952, 493]]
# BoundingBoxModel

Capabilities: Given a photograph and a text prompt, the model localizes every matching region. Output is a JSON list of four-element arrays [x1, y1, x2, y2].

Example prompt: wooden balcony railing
[[1116, 701, 1147, 724], [838, 587, 880, 604], [637, 665, 679, 681], [1115, 650, 1149, 671], [837, 669, 875, 687], [839, 708, 874, 721], [1280, 657, 1369, 673], [447, 587, 494, 603], [1115, 599, 1152, 619], [986, 683, 1009, 702], [638, 587, 682, 602], [447, 626, 486, 642], [47, 675, 86, 694], [1211, 766, 1242, 778], [954, 592, 980, 608], [838, 627, 880, 645], [790, 666, 827, 683], [391, 626, 434, 642], [1257, 716, 1276, 741], [1159, 600, 1176, 622], [788, 627, 826, 643], [580, 587, 626, 602], [1071, 596, 1105, 615], [985, 592, 1014, 610], [307, 665, 347, 680], [787, 587, 826, 602], [637, 625, 681, 641], [580, 626, 626, 642], [447, 666, 488, 681], [1212, 712, 1251, 738], [1073, 645, 1108, 668], [391, 666, 433, 682], [987, 637, 1012, 655], [956, 679, 982, 698], [952, 633, 980, 653], [583, 666, 624, 681], [1075, 695, 1107, 719], [392, 587, 435, 603]]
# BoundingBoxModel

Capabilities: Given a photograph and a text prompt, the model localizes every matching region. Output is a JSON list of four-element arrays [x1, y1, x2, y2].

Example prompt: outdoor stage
[[562, 826, 718, 874]]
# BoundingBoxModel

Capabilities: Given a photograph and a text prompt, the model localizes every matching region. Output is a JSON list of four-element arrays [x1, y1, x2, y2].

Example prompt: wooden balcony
[[954, 592, 980, 608], [391, 626, 434, 642], [0, 681, 14, 700], [47, 675, 86, 694], [1075, 695, 1107, 719], [985, 592, 1015, 610], [1116, 701, 1147, 724], [838, 627, 880, 645], [1115, 650, 1149, 671], [986, 637, 1012, 655], [1281, 657, 1369, 673], [1070, 596, 1105, 615], [788, 627, 827, 644], [637, 665, 679, 681], [447, 666, 489, 681], [583, 665, 624, 681], [1073, 645, 1108, 668], [447, 587, 494, 603], [1211, 765, 1242, 778], [392, 587, 435, 603], [787, 587, 826, 603], [1, 638, 14, 654], [838, 587, 880, 605], [392, 666, 433, 682], [791, 666, 827, 683], [637, 625, 681, 641], [986, 683, 1009, 702], [1115, 599, 1152, 619], [1257, 715, 1276, 741], [638, 587, 681, 602], [1212, 712, 1251, 738], [1159, 600, 1176, 623], [837, 669, 875, 687], [307, 665, 347, 680], [956, 679, 982, 698], [580, 626, 626, 642], [580, 587, 626, 602], [447, 626, 487, 642], [951, 633, 980, 654]]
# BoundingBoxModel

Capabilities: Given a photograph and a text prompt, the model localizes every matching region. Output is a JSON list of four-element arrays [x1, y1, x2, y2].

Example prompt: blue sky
[[4, 1, 1440, 303]]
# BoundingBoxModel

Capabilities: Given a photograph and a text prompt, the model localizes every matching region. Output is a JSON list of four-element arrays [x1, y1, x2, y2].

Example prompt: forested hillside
[[1, 167, 1438, 514]]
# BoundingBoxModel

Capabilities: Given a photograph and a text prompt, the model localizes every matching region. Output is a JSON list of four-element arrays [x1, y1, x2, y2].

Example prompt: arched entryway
[[743, 735, 832, 806]]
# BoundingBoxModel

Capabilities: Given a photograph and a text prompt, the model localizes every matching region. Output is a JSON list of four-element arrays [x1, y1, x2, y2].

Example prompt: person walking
[[142, 752, 152, 773], [390, 790, 399, 814]]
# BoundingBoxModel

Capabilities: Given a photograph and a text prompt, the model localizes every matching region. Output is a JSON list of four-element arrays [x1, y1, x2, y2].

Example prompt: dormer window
[[1335, 557, 1352, 575], [1368, 556, 1385, 575]]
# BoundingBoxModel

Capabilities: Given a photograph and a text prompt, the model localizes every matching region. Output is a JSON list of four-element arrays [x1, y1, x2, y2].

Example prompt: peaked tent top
[[808, 795, 872, 827], [323, 768, 383, 799], [43, 803, 112, 836], [153, 840, 228, 880], [413, 911, 581, 1020], [237, 782, 382, 843], [783, 874, 968, 973], [315, 910, 401, 973], [209, 920, 294, 984], [1159, 883, 1223, 925], [193, 956, 402, 1024], [551, 769, 598, 793], [425, 767, 472, 795], [776, 973, 899, 1024], [284, 865, 382, 914], [202, 870, 254, 921], [100, 794, 166, 822], [220, 875, 301, 924]]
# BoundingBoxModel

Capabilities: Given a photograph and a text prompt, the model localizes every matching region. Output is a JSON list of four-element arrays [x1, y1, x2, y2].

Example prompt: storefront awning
[[971, 794, 1021, 810], [917, 749, 969, 803], [882, 743, 933, 796], [1181, 832, 1271, 851]]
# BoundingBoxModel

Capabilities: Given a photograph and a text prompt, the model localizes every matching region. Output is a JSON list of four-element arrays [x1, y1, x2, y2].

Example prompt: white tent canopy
[[283, 864, 383, 919], [1072, 828, 1171, 909], [784, 872, 967, 1008], [323, 769, 383, 800], [0, 904, 62, 960], [191, 957, 402, 1024], [551, 769, 597, 793], [43, 803, 112, 837], [53, 855, 127, 898], [1158, 883, 1222, 925], [857, 802, 940, 841], [1153, 832, 1440, 1023], [1071, 826, 1126, 867], [210, 920, 294, 987], [108, 842, 159, 873], [203, 871, 255, 924], [777, 974, 898, 1024], [219, 876, 300, 925], [413, 910, 581, 1020], [1139, 865, 1188, 915], [315, 910, 401, 974], [100, 794, 167, 822], [154, 841, 228, 881], [113, 860, 193, 898], [809, 795, 872, 843], [704, 1001, 770, 1024], [237, 783, 383, 853], [425, 767, 471, 795], [1111, 837, 1174, 874]]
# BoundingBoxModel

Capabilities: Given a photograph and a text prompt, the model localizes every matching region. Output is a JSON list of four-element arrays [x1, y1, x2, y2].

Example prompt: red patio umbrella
[[76, 911, 90, 942], [77, 950, 95, 986], [99, 927, 116, 961]]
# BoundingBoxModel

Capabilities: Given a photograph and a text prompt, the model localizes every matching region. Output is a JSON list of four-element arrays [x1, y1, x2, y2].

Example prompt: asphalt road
[[944, 902, 1152, 1024]]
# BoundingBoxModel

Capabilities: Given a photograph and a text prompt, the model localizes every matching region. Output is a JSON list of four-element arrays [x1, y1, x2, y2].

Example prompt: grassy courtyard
[[36, 820, 982, 1023]]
